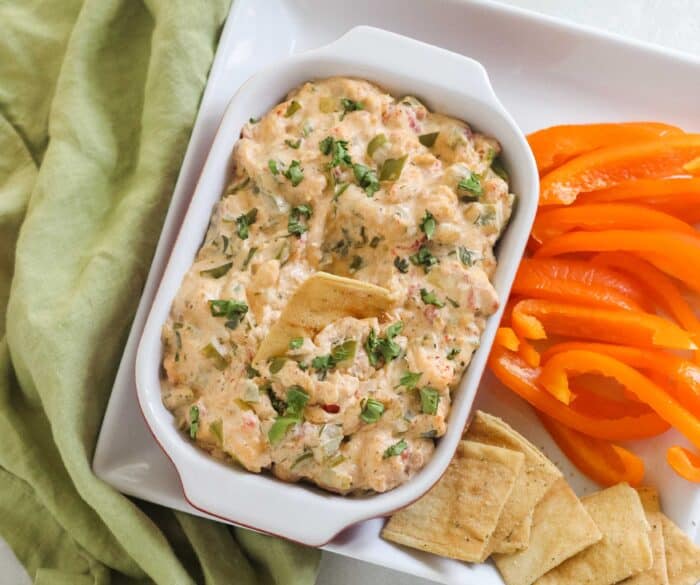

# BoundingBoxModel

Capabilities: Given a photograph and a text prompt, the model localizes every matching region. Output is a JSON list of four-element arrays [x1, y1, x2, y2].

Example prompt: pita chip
[[382, 441, 524, 563], [661, 513, 700, 585]]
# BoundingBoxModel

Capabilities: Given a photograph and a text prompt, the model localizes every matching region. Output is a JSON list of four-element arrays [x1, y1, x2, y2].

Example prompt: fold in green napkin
[[0, 1, 321, 583]]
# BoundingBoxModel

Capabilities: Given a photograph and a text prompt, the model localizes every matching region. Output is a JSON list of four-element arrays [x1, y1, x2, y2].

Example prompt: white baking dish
[[135, 25, 538, 546]]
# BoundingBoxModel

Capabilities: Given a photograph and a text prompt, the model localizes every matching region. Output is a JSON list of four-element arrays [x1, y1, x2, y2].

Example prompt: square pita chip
[[381, 440, 524, 563], [536, 483, 653, 585], [494, 478, 602, 585], [621, 488, 668, 585], [660, 513, 700, 585], [465, 411, 562, 554]]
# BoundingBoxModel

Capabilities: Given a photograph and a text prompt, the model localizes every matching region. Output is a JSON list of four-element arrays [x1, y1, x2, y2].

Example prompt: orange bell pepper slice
[[539, 349, 700, 450], [684, 156, 700, 175], [527, 122, 683, 176], [576, 177, 700, 223], [539, 413, 645, 487], [512, 258, 648, 311], [667, 446, 700, 483], [517, 336, 541, 368], [535, 229, 700, 295], [532, 203, 696, 243], [539, 134, 700, 205], [542, 341, 700, 417], [511, 299, 696, 350], [488, 344, 670, 440], [495, 327, 520, 352], [569, 384, 653, 419], [592, 253, 700, 362]]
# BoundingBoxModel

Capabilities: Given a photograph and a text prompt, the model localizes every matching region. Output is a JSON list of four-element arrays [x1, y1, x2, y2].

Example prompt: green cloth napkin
[[0, 1, 321, 583]]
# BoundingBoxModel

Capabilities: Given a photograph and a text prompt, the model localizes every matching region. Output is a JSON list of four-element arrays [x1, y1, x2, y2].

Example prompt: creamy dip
[[161, 77, 514, 494]]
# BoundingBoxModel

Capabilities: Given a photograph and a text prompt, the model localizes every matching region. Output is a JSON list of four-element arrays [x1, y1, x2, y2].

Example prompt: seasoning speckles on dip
[[160, 77, 515, 494]]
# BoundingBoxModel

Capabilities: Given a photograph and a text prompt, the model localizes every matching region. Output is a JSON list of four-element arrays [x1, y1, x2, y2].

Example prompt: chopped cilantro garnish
[[284, 160, 304, 186], [458, 246, 476, 267], [399, 371, 422, 389], [409, 245, 438, 272], [199, 262, 232, 279], [268, 416, 299, 445], [420, 210, 437, 240], [267, 385, 309, 444], [418, 132, 439, 147], [235, 208, 258, 240], [285, 138, 301, 149], [209, 299, 249, 329], [383, 439, 408, 458], [360, 398, 385, 424], [365, 323, 403, 367], [420, 288, 445, 308], [320, 136, 352, 168], [189, 405, 199, 439], [268, 159, 279, 175], [458, 172, 483, 200], [340, 98, 364, 119], [311, 340, 357, 380], [286, 386, 309, 416], [288, 204, 312, 237], [447, 348, 461, 360], [353, 163, 380, 197], [284, 100, 301, 117], [289, 337, 304, 350], [419, 387, 440, 415], [394, 256, 410, 273]]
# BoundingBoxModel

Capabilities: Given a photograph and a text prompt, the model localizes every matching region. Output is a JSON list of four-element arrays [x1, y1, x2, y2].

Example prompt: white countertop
[[2, 1, 698, 584]]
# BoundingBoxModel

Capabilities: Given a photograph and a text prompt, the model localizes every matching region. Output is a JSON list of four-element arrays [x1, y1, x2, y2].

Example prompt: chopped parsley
[[268, 159, 280, 175], [209, 299, 249, 329], [286, 386, 310, 416], [420, 210, 437, 240], [267, 385, 310, 445], [383, 439, 408, 459], [447, 348, 461, 360], [289, 337, 304, 350], [285, 138, 301, 149], [320, 136, 352, 168], [418, 132, 439, 147], [458, 246, 477, 267], [420, 288, 445, 308], [189, 405, 200, 439], [360, 398, 385, 424], [394, 256, 410, 273], [409, 245, 438, 272], [288, 204, 312, 237], [399, 371, 422, 389], [284, 160, 304, 186], [340, 97, 364, 119], [365, 322, 403, 367], [199, 262, 233, 279], [458, 172, 483, 200], [353, 163, 380, 197], [311, 339, 357, 380], [284, 100, 301, 117], [235, 208, 258, 240], [419, 387, 440, 415]]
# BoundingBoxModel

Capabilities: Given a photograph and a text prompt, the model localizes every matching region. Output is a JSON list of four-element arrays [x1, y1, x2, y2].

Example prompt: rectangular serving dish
[[134, 25, 538, 547], [94, 1, 700, 582]]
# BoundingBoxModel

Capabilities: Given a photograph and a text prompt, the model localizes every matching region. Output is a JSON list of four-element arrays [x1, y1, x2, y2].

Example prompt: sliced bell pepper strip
[[518, 336, 541, 368], [667, 446, 700, 483], [532, 203, 696, 243], [569, 384, 653, 419], [539, 134, 700, 205], [527, 122, 683, 176], [488, 344, 670, 440], [539, 413, 645, 487], [684, 156, 700, 175], [542, 341, 700, 417], [512, 258, 648, 311], [539, 349, 700, 450], [591, 253, 700, 362], [511, 299, 696, 350], [495, 327, 520, 352], [535, 229, 700, 295]]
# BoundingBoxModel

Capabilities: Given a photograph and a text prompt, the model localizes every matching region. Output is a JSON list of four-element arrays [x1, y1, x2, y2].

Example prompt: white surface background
[[2, 1, 699, 584]]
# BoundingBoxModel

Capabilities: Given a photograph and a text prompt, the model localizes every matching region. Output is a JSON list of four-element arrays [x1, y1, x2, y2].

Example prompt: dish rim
[[133, 24, 539, 546]]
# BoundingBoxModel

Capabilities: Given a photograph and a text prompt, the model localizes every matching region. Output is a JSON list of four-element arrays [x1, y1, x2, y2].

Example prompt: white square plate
[[93, 1, 700, 583]]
